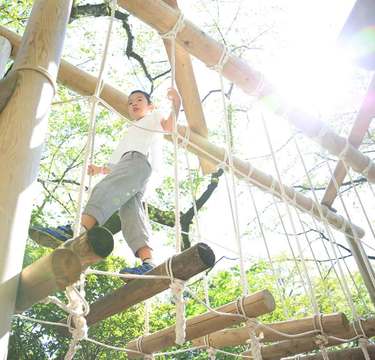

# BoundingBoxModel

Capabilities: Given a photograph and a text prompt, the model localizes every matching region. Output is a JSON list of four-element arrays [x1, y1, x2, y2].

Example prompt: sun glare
[[268, 45, 354, 114]]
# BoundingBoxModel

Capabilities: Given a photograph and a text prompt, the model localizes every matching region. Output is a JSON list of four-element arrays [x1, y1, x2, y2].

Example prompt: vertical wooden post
[[0, 1, 73, 358], [0, 36, 11, 78]]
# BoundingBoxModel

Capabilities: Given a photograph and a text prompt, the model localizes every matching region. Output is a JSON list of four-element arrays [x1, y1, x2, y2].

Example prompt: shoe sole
[[28, 228, 63, 249]]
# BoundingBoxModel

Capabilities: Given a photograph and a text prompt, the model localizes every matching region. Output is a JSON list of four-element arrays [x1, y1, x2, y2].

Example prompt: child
[[31, 88, 181, 275]]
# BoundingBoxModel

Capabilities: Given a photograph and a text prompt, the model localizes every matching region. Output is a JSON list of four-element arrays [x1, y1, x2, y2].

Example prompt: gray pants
[[83, 151, 152, 256]]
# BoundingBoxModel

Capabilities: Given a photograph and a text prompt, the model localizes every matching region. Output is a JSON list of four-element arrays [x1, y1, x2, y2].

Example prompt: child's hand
[[167, 87, 181, 112], [87, 164, 102, 176]]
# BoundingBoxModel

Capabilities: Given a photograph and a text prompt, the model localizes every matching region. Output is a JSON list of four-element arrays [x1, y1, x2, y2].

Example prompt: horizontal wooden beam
[[61, 226, 114, 270], [296, 345, 375, 360], [192, 312, 348, 348], [16, 227, 113, 313], [321, 74, 375, 208], [15, 249, 81, 313], [242, 318, 375, 359], [55, 243, 215, 336], [0, 26, 365, 241], [126, 289, 275, 358], [120, 0, 375, 183]]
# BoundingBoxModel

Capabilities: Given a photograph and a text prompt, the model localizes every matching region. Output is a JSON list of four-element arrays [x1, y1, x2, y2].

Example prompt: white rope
[[62, 3, 117, 359], [208, 347, 217, 360], [291, 131, 370, 357], [246, 319, 263, 360], [165, 257, 186, 345], [73, 0, 117, 236], [159, 11, 185, 40], [216, 43, 248, 296], [247, 184, 290, 318], [160, 10, 183, 254]]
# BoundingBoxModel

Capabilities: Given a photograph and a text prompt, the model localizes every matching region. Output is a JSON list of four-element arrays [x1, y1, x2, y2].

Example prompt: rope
[[14, 65, 57, 95], [165, 257, 186, 345], [215, 42, 248, 296]]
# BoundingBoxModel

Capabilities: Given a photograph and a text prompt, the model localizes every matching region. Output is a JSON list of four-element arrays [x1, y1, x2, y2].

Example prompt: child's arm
[[161, 87, 181, 132], [87, 164, 111, 176]]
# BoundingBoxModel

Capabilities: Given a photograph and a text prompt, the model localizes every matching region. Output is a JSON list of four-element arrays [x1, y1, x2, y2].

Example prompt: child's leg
[[81, 213, 97, 231], [83, 153, 152, 226], [119, 191, 153, 262]]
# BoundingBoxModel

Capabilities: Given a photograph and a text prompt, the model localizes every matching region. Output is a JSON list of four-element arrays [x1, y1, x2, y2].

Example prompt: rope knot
[[170, 278, 186, 345], [314, 334, 329, 347], [207, 347, 217, 360], [159, 11, 185, 39]]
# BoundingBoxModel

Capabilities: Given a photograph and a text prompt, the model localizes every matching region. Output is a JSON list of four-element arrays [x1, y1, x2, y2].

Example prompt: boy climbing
[[30, 88, 181, 275]]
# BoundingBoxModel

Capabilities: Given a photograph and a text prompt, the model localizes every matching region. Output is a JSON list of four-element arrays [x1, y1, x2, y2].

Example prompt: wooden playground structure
[[0, 0, 375, 359]]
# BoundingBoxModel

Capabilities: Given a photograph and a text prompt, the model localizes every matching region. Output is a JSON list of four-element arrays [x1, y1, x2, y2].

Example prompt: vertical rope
[[213, 46, 248, 295], [159, 12, 185, 253]]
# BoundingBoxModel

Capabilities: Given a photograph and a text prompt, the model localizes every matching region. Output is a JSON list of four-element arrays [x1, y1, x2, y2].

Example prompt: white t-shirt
[[109, 111, 164, 171]]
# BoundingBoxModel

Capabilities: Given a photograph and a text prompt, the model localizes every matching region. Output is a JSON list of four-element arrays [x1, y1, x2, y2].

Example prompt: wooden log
[[60, 226, 114, 270], [126, 289, 276, 358], [0, 26, 366, 241], [119, 0, 375, 183], [295, 345, 375, 360], [0, 1, 72, 357], [16, 227, 113, 313], [0, 36, 11, 78], [177, 126, 364, 239], [162, 0, 215, 175], [321, 74, 375, 208], [192, 312, 349, 348], [243, 318, 375, 359], [56, 243, 215, 336], [15, 249, 81, 313]]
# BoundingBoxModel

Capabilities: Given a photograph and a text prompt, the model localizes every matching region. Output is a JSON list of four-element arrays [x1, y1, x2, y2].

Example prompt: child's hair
[[129, 90, 152, 105]]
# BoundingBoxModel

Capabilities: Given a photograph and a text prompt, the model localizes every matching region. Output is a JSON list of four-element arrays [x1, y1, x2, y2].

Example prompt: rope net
[[16, 1, 375, 359]]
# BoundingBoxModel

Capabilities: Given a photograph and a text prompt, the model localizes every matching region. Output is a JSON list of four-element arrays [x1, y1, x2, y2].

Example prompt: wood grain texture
[[127, 289, 275, 358], [0, 1, 72, 356]]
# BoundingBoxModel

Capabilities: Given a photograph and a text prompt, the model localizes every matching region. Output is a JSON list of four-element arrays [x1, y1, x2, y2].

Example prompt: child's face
[[128, 92, 153, 120]]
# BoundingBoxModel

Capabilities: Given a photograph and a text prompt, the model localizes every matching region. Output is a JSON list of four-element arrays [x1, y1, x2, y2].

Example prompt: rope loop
[[235, 296, 248, 319], [338, 140, 351, 161], [312, 313, 325, 334], [358, 337, 372, 360], [246, 318, 263, 360], [209, 46, 230, 73], [15, 65, 57, 96], [159, 11, 185, 39], [207, 347, 217, 360], [362, 157, 373, 178], [314, 334, 329, 347], [170, 278, 186, 345], [165, 256, 186, 345]]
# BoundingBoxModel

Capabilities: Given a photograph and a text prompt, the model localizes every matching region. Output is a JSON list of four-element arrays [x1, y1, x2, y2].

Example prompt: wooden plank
[[321, 74, 375, 207], [192, 312, 349, 348], [126, 289, 276, 358], [0, 1, 72, 356], [162, 0, 215, 174], [242, 318, 375, 359], [55, 243, 215, 336], [16, 227, 113, 313]]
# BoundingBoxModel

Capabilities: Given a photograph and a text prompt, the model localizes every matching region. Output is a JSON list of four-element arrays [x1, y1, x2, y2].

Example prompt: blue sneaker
[[120, 262, 155, 276], [29, 224, 74, 248]]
